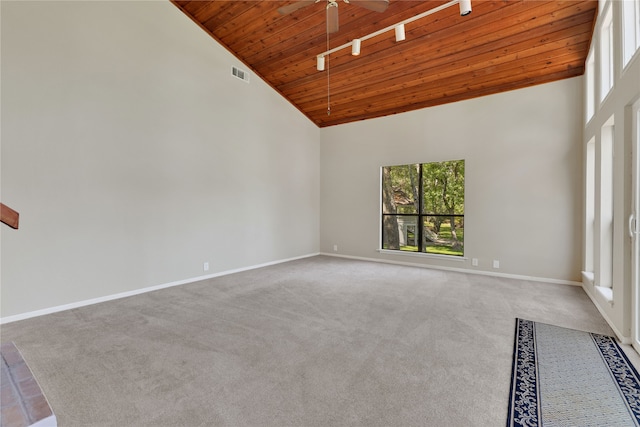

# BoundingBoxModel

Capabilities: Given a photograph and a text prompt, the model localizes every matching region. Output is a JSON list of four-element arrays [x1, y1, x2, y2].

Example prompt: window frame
[[380, 160, 465, 258], [597, 118, 615, 290], [585, 137, 596, 274], [599, 3, 614, 103], [622, 0, 640, 69], [586, 49, 595, 122]]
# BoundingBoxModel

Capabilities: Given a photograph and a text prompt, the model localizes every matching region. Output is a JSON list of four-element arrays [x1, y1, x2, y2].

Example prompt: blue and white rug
[[507, 318, 640, 426]]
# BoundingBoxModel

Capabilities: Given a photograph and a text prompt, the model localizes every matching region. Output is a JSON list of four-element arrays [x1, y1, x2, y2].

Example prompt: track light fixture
[[351, 39, 361, 56], [316, 0, 472, 72], [459, 0, 472, 16], [394, 24, 405, 42]]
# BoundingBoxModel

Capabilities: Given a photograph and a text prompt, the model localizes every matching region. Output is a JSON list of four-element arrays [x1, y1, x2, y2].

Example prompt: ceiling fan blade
[[327, 3, 339, 33], [349, 0, 389, 13], [277, 0, 317, 15]]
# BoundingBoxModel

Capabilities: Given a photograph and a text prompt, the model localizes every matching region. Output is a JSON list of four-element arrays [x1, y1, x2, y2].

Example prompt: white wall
[[1, 1, 320, 318], [320, 78, 584, 282], [581, 0, 640, 341]]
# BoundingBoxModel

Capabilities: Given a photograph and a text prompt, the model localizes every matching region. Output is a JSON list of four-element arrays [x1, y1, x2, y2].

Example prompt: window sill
[[377, 249, 467, 262], [622, 50, 639, 75], [595, 285, 614, 306], [581, 271, 595, 286]]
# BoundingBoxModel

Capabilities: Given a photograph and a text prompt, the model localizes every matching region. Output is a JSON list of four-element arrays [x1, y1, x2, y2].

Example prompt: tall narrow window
[[586, 50, 595, 121], [597, 120, 614, 290], [381, 160, 465, 257], [600, 5, 614, 101], [623, 0, 640, 68], [585, 138, 596, 274]]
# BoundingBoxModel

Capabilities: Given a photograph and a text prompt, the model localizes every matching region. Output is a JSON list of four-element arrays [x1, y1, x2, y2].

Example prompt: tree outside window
[[382, 160, 465, 256]]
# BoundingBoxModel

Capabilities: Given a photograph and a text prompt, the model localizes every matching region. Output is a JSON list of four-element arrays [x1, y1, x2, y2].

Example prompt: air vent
[[231, 66, 250, 83]]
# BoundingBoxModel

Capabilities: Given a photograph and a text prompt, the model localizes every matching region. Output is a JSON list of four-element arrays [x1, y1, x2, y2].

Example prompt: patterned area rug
[[507, 318, 640, 427]]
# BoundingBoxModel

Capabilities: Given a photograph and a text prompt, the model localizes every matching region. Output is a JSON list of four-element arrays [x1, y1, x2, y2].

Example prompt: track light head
[[317, 55, 325, 71], [459, 0, 472, 16], [395, 24, 405, 42], [351, 39, 361, 56]]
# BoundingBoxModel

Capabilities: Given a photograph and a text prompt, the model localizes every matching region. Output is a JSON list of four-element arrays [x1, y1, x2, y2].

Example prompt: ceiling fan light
[[351, 39, 361, 56], [395, 24, 405, 42], [459, 0, 472, 16], [317, 55, 325, 71]]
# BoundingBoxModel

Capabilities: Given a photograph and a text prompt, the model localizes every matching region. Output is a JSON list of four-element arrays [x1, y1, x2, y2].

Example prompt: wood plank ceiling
[[172, 0, 597, 127]]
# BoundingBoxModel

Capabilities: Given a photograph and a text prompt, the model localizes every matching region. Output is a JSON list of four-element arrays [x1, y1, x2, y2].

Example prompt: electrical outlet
[[493, 260, 500, 269], [472, 258, 478, 266], [203, 262, 209, 271], [333, 245, 338, 252]]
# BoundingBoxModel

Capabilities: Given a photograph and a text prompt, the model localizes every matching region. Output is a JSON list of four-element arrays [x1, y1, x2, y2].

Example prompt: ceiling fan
[[278, 0, 390, 34]]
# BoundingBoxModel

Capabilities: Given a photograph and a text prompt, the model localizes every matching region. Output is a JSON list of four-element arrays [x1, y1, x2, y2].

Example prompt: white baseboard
[[0, 252, 320, 325], [580, 281, 631, 344], [319, 252, 583, 286]]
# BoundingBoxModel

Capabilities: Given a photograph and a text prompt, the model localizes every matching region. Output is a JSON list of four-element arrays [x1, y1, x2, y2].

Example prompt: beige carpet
[[1, 256, 634, 426]]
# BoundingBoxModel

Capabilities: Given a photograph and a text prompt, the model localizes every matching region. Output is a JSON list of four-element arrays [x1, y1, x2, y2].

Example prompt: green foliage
[[424, 245, 464, 256], [422, 160, 465, 215], [429, 222, 464, 240], [383, 164, 419, 214], [382, 160, 464, 215], [396, 245, 464, 257], [382, 159, 465, 256]]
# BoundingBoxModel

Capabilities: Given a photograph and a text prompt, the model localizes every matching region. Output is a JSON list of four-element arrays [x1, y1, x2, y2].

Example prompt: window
[[623, 0, 640, 68], [600, 5, 614, 101], [598, 119, 614, 289], [586, 50, 595, 121], [381, 160, 464, 256], [585, 138, 596, 274]]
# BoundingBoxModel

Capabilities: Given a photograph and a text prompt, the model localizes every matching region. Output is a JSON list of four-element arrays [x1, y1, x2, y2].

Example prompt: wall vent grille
[[232, 66, 250, 83]]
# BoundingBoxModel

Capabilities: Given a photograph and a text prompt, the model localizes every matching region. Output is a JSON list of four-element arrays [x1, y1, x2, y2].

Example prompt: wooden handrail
[[1, 203, 19, 229]]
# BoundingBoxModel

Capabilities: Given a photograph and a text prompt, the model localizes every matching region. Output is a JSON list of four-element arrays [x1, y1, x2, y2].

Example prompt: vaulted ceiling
[[171, 0, 597, 127]]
